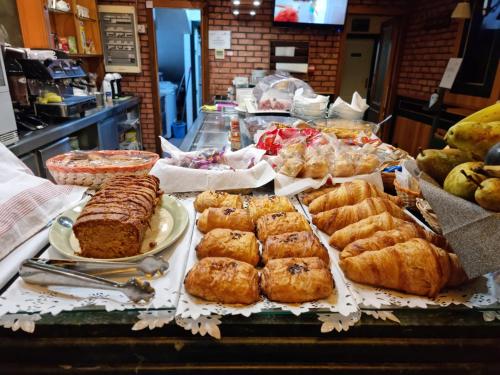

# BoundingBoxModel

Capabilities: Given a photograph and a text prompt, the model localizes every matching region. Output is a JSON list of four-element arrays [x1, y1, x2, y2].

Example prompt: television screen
[[273, 0, 348, 26]]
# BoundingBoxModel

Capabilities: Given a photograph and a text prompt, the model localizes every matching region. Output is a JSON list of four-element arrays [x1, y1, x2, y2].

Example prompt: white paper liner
[[299, 197, 499, 310], [0, 194, 197, 317], [176, 195, 359, 319]]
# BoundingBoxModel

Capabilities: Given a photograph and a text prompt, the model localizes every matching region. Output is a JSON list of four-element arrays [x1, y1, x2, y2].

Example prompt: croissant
[[262, 231, 330, 265], [339, 238, 467, 297], [196, 229, 260, 266], [328, 212, 408, 249], [248, 195, 295, 221], [194, 191, 243, 213], [302, 186, 338, 206], [341, 226, 449, 258], [313, 197, 409, 236], [308, 180, 401, 214], [197, 207, 254, 233]]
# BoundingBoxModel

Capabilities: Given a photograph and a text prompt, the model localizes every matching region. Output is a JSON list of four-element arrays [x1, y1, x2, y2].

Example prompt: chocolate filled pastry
[[197, 207, 254, 233], [184, 257, 260, 305], [196, 229, 260, 266], [248, 195, 295, 221], [194, 191, 243, 213], [262, 231, 330, 265], [261, 257, 334, 303], [256, 212, 311, 242]]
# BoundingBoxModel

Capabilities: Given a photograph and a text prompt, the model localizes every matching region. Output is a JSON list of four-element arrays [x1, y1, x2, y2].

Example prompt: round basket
[[394, 179, 421, 209], [380, 161, 400, 193], [46, 150, 159, 189], [416, 198, 442, 234]]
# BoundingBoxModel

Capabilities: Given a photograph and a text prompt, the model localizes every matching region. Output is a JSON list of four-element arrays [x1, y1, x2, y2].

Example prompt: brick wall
[[396, 0, 461, 100], [97, 0, 156, 152]]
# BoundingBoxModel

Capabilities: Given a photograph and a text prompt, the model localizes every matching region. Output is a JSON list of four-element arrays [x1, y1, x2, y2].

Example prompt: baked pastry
[[262, 231, 330, 265], [328, 212, 409, 249], [279, 157, 305, 177], [330, 154, 355, 177], [261, 257, 334, 303], [302, 186, 338, 206], [194, 191, 243, 212], [197, 207, 254, 233], [196, 229, 260, 266], [184, 257, 260, 305], [341, 226, 448, 259], [308, 180, 401, 214], [312, 197, 409, 235], [248, 195, 295, 221], [256, 212, 311, 242], [356, 154, 380, 175], [73, 175, 161, 259], [339, 238, 468, 297], [300, 156, 329, 179]]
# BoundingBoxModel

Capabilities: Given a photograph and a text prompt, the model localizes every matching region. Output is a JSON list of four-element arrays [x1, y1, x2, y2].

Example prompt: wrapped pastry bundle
[[308, 180, 401, 214], [197, 207, 254, 233], [328, 212, 409, 249], [248, 195, 295, 221], [277, 141, 306, 177], [302, 185, 338, 206], [261, 257, 334, 303], [299, 146, 329, 179], [329, 152, 380, 178], [262, 231, 330, 265], [194, 191, 243, 212], [184, 257, 260, 304], [339, 239, 468, 297], [312, 197, 409, 235], [196, 229, 260, 266], [341, 226, 448, 259], [256, 211, 311, 242]]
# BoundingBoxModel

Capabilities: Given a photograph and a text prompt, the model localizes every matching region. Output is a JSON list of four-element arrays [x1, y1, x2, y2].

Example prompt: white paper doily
[[176, 196, 359, 319], [317, 310, 361, 333], [0, 196, 197, 319], [299, 198, 499, 310]]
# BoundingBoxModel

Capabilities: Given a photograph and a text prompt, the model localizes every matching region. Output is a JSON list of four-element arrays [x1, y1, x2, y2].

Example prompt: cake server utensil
[[29, 256, 169, 277], [19, 260, 155, 303]]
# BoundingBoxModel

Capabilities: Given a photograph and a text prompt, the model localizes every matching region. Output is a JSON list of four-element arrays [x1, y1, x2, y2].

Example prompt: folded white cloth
[[0, 143, 86, 262]]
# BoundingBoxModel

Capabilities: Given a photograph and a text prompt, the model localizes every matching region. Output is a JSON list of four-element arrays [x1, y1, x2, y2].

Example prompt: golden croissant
[[339, 238, 468, 297], [328, 212, 409, 249], [341, 225, 448, 258], [312, 197, 409, 236], [302, 186, 338, 206], [308, 180, 401, 214]]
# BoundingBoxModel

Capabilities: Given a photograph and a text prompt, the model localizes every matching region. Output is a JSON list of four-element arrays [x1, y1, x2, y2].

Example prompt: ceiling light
[[249, 10, 256, 16], [253, 0, 261, 6], [233, 9, 240, 16], [233, 0, 240, 5], [451, 1, 471, 19]]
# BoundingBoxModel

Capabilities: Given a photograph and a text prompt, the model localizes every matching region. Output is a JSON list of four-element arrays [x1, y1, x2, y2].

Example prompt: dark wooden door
[[365, 18, 404, 140]]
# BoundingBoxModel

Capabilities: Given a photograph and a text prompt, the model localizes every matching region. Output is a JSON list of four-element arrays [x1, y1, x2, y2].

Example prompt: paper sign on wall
[[439, 58, 463, 89], [209, 30, 231, 50]]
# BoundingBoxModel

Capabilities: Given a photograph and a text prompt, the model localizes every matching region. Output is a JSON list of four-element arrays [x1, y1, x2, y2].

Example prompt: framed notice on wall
[[98, 5, 142, 73]]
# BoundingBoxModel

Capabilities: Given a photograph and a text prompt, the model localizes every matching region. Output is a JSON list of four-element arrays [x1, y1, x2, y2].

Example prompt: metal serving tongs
[[18, 257, 168, 303]]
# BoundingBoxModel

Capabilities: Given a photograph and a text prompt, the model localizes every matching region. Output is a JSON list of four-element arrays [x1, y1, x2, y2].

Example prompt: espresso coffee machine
[[5, 48, 96, 122]]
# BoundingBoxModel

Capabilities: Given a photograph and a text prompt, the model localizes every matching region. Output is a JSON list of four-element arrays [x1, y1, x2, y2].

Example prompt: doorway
[[153, 7, 202, 143], [339, 36, 378, 101]]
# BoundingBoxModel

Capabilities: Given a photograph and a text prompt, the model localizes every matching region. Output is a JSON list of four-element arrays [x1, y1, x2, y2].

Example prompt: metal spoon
[[57, 216, 74, 228]]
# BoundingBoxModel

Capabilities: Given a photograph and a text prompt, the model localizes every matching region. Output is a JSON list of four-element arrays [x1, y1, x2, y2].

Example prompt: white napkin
[[329, 92, 369, 120]]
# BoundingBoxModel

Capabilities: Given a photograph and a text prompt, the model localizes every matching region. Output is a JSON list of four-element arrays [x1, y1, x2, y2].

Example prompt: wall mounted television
[[273, 0, 348, 28]]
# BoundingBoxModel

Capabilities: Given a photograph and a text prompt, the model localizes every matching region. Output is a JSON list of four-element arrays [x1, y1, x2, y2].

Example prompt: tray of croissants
[[177, 190, 359, 318], [300, 180, 470, 301]]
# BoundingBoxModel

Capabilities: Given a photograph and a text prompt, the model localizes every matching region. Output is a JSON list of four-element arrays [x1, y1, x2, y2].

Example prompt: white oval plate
[[49, 195, 189, 262]]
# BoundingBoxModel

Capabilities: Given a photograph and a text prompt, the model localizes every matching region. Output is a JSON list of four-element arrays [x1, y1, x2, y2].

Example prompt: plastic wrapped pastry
[[279, 157, 305, 177], [248, 195, 296, 221], [261, 257, 334, 303], [312, 197, 409, 235], [196, 229, 260, 266], [262, 231, 330, 265], [184, 257, 260, 304], [300, 156, 329, 179], [355, 154, 380, 175], [194, 191, 243, 213], [197, 207, 254, 233], [256, 212, 311, 242], [330, 153, 356, 177]]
